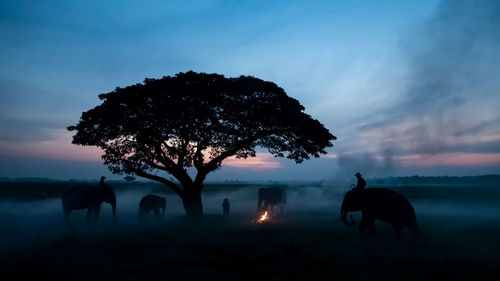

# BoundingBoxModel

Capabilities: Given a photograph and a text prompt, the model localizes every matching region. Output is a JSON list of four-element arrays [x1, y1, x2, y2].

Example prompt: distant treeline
[[369, 175, 500, 186], [0, 180, 265, 201]]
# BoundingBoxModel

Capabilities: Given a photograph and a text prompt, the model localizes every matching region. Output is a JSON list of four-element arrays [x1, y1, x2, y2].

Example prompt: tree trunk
[[181, 185, 203, 218]]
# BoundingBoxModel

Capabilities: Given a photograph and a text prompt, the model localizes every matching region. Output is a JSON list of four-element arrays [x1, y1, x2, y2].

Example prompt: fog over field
[[2, 182, 500, 255]]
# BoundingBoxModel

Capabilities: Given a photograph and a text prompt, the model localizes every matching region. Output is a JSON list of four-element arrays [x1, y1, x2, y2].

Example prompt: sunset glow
[[1, 1, 500, 179], [223, 153, 282, 169], [0, 130, 103, 162]]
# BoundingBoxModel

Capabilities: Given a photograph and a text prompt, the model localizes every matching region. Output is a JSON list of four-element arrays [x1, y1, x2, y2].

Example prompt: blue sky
[[1, 0, 500, 181]]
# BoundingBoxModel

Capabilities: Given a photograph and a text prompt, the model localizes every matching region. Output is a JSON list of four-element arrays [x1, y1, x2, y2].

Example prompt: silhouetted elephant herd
[[61, 184, 166, 221], [61, 184, 421, 238]]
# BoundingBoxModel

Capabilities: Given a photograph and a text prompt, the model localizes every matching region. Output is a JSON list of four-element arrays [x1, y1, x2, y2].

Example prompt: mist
[[2, 181, 500, 256]]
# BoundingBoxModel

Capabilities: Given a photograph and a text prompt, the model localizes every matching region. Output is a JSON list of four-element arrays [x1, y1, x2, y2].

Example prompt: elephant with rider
[[340, 188, 420, 238], [61, 183, 116, 221]]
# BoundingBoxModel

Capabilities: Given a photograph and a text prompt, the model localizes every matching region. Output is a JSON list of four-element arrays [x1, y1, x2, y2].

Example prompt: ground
[[1, 181, 499, 280]]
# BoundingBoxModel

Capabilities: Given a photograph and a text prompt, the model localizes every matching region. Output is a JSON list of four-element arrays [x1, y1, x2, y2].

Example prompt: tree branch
[[133, 169, 183, 196], [193, 141, 205, 169], [203, 138, 259, 173], [158, 142, 177, 168], [194, 171, 206, 186], [179, 138, 193, 169]]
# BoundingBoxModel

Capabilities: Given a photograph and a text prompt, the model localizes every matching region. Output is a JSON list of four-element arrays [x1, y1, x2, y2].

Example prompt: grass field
[[1, 181, 499, 280]]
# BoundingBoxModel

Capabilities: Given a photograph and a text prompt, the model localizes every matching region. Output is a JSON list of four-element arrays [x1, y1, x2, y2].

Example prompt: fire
[[255, 211, 269, 223]]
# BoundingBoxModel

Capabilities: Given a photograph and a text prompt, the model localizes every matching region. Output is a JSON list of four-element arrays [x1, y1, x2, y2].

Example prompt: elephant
[[257, 187, 286, 213], [340, 188, 421, 238], [139, 194, 166, 219], [61, 184, 116, 221]]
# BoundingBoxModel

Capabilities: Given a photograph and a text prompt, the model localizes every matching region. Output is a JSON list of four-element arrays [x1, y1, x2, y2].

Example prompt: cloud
[[223, 153, 282, 170], [0, 129, 103, 161], [0, 114, 67, 142], [395, 152, 500, 167], [335, 151, 394, 178], [341, 0, 500, 171]]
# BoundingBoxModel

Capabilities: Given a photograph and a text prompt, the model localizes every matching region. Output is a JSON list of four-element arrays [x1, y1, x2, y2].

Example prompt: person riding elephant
[[340, 188, 420, 238], [138, 194, 166, 219], [351, 172, 366, 190], [61, 178, 116, 221]]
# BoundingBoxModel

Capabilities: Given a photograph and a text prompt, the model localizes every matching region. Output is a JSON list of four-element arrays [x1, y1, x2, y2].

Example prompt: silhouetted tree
[[68, 71, 336, 217]]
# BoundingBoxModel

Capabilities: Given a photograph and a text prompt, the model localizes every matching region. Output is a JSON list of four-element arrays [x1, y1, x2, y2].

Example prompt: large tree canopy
[[68, 71, 336, 216]]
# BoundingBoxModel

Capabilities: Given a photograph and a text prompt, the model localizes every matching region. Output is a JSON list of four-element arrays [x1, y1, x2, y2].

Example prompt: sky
[[1, 0, 500, 181]]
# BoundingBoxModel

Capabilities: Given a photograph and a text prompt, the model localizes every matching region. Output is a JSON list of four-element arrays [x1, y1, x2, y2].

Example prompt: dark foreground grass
[[2, 213, 499, 281]]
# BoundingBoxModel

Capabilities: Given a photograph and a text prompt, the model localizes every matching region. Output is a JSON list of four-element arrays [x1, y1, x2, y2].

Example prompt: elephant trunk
[[341, 211, 356, 227]]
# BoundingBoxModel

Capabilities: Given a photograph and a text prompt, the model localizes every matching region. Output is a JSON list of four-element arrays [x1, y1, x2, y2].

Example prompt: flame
[[255, 211, 269, 223]]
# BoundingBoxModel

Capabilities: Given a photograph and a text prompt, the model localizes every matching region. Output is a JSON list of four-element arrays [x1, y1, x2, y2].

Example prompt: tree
[[68, 71, 336, 217]]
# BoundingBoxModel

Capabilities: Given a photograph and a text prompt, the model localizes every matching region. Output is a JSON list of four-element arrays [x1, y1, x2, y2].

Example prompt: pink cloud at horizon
[[0, 130, 103, 162], [4, 128, 500, 171], [0, 130, 284, 170], [222, 153, 282, 170], [395, 152, 500, 167]]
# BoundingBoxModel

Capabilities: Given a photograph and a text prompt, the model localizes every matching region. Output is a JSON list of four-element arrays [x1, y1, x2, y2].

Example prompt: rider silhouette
[[351, 172, 366, 190], [98, 176, 106, 188]]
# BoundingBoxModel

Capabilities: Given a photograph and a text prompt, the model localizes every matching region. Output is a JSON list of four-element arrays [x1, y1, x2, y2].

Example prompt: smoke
[[404, 1, 500, 108], [338, 0, 500, 175], [336, 150, 394, 178]]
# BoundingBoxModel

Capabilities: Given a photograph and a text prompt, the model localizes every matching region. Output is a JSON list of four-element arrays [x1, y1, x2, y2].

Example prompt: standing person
[[222, 198, 230, 216], [98, 176, 106, 188], [351, 172, 366, 190]]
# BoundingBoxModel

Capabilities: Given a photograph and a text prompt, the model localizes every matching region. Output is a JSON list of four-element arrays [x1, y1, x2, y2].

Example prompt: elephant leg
[[358, 216, 367, 235], [393, 224, 404, 239], [86, 208, 93, 222], [64, 210, 71, 222], [410, 225, 422, 238], [360, 212, 375, 237], [94, 205, 101, 220], [358, 221, 366, 236], [366, 217, 376, 237], [408, 220, 422, 238]]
